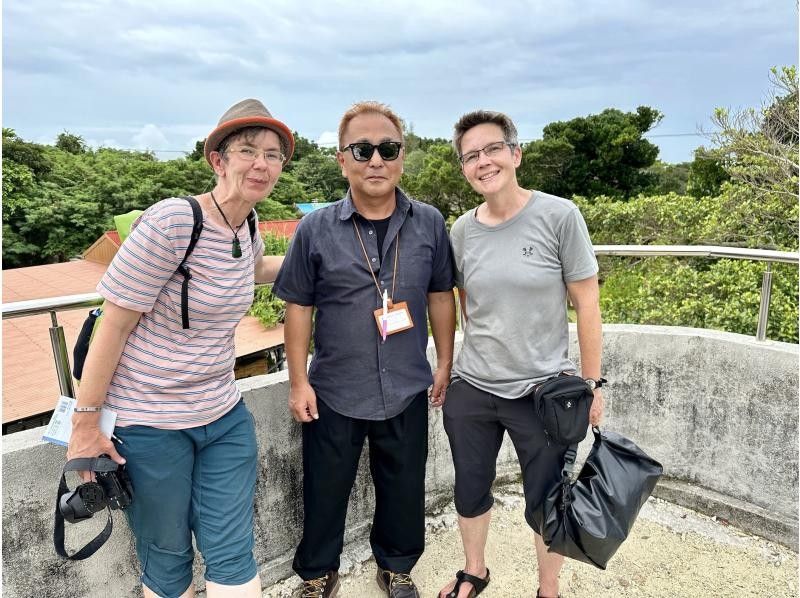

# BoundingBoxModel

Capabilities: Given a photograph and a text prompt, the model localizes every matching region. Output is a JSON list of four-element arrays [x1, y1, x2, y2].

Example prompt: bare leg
[[438, 511, 491, 598], [534, 532, 564, 597], [143, 583, 195, 598], [206, 575, 262, 597]]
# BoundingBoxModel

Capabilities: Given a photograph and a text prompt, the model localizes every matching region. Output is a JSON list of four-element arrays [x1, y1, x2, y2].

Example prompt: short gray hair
[[452, 110, 519, 156], [217, 125, 289, 158]]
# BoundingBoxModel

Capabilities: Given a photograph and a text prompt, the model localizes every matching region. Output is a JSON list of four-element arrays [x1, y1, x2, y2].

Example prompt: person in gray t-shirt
[[437, 111, 605, 598]]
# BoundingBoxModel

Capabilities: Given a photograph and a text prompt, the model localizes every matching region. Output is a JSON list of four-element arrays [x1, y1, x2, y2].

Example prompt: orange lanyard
[[352, 219, 399, 303]]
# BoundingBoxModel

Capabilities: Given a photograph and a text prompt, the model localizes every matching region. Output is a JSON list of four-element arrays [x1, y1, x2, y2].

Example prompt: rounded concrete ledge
[[592, 324, 798, 551], [2, 325, 797, 597]]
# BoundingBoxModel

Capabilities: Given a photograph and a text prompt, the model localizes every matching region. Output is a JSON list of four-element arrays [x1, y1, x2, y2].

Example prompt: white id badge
[[373, 301, 414, 336]]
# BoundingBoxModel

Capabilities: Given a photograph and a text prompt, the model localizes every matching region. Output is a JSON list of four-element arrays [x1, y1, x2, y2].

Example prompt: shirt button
[[381, 368, 387, 373], [368, 230, 374, 235], [371, 257, 377, 262]]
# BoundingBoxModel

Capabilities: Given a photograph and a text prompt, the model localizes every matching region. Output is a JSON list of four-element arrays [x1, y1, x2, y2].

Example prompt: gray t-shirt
[[450, 190, 598, 399]]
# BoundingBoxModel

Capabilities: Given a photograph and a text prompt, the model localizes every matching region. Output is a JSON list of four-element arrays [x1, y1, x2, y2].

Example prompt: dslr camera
[[59, 455, 134, 523]]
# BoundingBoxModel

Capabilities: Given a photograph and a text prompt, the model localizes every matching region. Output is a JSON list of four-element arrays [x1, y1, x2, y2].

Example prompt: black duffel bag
[[533, 374, 594, 445], [541, 427, 663, 570]]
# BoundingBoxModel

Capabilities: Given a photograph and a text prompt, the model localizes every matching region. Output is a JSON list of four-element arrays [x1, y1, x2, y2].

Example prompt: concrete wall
[[2, 325, 797, 596]]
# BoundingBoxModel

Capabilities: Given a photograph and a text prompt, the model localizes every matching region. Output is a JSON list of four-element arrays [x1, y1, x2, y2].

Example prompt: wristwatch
[[585, 377, 608, 390]]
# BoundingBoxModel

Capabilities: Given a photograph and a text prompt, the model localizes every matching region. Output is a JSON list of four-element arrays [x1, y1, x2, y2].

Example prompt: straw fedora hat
[[203, 98, 294, 166]]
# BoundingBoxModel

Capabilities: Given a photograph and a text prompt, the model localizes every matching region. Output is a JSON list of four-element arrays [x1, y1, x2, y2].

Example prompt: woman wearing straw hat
[[66, 99, 294, 598]]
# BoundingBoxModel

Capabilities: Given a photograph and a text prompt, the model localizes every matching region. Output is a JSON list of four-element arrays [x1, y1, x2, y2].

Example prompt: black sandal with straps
[[442, 568, 490, 598]]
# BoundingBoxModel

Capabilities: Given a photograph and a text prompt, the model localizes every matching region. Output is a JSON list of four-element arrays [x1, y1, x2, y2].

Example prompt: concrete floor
[[262, 488, 798, 598]]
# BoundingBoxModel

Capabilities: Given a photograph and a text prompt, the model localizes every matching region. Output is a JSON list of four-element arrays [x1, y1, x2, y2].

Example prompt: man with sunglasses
[[273, 101, 456, 598]]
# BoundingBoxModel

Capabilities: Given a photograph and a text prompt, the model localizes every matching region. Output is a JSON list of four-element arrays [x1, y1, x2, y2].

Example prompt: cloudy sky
[[3, 0, 797, 163]]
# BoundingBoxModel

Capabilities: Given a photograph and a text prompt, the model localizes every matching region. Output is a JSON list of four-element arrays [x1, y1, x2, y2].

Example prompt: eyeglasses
[[227, 146, 285, 164], [459, 141, 514, 167], [340, 141, 403, 162]]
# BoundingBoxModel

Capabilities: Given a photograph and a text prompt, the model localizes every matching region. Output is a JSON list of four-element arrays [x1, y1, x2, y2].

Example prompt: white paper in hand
[[42, 396, 117, 447]]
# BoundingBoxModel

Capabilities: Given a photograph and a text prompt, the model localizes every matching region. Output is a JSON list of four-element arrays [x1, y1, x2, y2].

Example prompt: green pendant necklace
[[210, 191, 244, 258]]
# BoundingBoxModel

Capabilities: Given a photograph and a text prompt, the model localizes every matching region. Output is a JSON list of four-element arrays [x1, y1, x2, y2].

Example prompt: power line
[[517, 132, 708, 143], [645, 132, 708, 138]]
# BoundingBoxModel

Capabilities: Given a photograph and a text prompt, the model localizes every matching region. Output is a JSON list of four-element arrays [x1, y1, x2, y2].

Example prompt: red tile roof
[[259, 219, 299, 238], [106, 231, 121, 246], [2, 261, 109, 303]]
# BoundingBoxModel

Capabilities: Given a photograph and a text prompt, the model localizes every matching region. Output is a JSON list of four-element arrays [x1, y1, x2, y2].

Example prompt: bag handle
[[559, 427, 603, 511]]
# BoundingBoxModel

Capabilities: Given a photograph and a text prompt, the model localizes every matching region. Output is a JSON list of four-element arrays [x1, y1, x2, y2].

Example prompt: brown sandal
[[442, 568, 490, 598]]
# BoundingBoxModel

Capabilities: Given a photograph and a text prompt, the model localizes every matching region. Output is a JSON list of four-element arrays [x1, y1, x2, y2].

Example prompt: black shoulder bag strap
[[559, 443, 580, 511], [177, 196, 204, 329], [247, 208, 257, 242], [53, 457, 119, 560]]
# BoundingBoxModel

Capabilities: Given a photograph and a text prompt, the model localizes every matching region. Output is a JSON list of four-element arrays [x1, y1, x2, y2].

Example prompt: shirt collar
[[338, 188, 414, 221]]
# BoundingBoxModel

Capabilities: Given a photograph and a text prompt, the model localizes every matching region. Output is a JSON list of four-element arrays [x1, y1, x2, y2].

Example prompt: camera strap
[[53, 457, 118, 560]]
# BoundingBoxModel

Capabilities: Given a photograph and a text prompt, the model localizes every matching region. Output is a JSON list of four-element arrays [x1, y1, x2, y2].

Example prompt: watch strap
[[586, 377, 608, 389]]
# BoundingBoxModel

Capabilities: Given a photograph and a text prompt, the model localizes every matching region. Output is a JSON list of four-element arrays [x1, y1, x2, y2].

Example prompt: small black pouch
[[533, 375, 594, 445]]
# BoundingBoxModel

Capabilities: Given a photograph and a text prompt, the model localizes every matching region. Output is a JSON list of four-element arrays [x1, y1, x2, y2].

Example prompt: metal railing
[[2, 245, 798, 409], [2, 293, 104, 400], [591, 245, 798, 340]]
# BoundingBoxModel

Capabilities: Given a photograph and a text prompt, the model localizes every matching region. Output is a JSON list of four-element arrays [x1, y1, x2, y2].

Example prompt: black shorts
[[442, 378, 568, 533]]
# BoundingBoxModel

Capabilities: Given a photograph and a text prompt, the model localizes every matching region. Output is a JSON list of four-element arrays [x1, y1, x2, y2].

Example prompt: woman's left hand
[[589, 389, 604, 426]]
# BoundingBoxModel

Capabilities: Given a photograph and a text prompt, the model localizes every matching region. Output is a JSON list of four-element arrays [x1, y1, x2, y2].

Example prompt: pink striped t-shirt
[[97, 197, 265, 429]]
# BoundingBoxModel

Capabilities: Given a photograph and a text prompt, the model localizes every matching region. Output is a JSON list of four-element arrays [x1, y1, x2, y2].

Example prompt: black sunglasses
[[340, 141, 403, 162]]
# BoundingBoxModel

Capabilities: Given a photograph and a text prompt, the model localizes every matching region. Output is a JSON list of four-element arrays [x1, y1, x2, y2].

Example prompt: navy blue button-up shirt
[[273, 189, 454, 420]]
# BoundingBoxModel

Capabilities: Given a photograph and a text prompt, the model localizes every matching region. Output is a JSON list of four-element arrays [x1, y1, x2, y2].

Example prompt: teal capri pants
[[114, 399, 258, 598]]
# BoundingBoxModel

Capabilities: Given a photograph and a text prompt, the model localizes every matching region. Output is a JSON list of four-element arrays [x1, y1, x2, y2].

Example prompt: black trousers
[[442, 378, 567, 533], [292, 392, 428, 580]]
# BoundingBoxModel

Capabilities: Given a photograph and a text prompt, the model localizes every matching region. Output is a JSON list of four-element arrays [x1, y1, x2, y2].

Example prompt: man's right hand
[[66, 415, 125, 483], [288, 382, 319, 422]]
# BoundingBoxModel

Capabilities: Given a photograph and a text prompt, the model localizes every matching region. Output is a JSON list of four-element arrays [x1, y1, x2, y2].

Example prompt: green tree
[[187, 139, 205, 161], [3, 130, 55, 266], [260, 230, 291, 255], [248, 285, 286, 328], [247, 232, 291, 328], [401, 143, 479, 221], [55, 131, 87, 154], [1, 135, 222, 267], [255, 198, 299, 221], [270, 171, 307, 208], [291, 153, 346, 201], [686, 148, 730, 198], [517, 137, 576, 197], [599, 258, 797, 343], [576, 189, 798, 342], [403, 123, 423, 153], [285, 133, 321, 168], [2, 157, 41, 268], [646, 160, 690, 195], [518, 106, 663, 199], [3, 128, 52, 177], [709, 66, 798, 202]]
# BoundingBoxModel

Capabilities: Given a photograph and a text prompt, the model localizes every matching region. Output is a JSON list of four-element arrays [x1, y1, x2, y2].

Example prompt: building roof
[[2, 260, 109, 303], [81, 231, 123, 264], [258, 219, 300, 238], [2, 260, 284, 424], [296, 202, 333, 215]]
